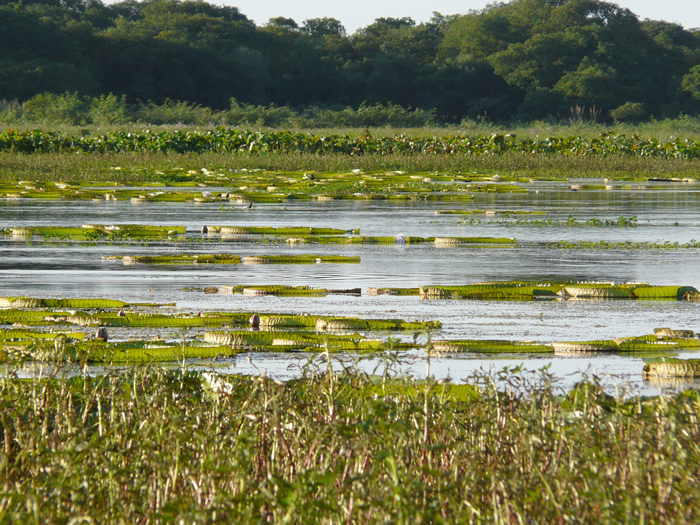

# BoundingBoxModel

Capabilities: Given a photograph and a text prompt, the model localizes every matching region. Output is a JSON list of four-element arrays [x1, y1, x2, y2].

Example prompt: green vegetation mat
[[417, 282, 698, 301], [643, 358, 700, 378], [0, 297, 129, 309], [432, 330, 697, 356], [241, 255, 361, 264], [81, 341, 235, 363], [103, 254, 360, 265], [222, 285, 361, 297], [2, 224, 186, 240]]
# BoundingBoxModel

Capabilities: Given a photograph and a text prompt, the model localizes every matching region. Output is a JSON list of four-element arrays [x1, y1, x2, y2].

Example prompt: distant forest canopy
[[2, 0, 700, 124]]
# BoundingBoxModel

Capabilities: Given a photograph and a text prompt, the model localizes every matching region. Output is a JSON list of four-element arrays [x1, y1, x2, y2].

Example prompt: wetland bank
[[2, 127, 700, 521]]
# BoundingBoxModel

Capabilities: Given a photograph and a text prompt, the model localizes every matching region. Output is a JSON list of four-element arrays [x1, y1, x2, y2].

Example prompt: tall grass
[[0, 360, 698, 522]]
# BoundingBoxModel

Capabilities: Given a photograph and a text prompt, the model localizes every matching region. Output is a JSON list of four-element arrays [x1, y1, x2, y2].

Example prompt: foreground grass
[[0, 364, 698, 522]]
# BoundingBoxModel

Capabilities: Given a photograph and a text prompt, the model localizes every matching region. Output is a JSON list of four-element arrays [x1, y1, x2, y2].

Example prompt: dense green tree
[[1, 0, 699, 123], [682, 65, 700, 100], [0, 3, 101, 99], [440, 0, 700, 120]]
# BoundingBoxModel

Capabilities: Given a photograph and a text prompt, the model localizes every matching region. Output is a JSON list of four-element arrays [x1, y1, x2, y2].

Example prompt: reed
[[0, 363, 698, 522]]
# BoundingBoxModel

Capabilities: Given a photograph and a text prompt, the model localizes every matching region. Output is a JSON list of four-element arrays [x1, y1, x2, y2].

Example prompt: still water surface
[[2, 178, 700, 395]]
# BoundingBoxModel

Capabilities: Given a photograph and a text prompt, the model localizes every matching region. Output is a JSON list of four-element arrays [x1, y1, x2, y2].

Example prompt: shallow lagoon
[[2, 177, 700, 395]]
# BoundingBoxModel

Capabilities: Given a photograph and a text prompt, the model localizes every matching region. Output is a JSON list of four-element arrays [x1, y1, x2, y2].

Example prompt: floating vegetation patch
[[0, 328, 86, 342], [1, 306, 440, 335], [0, 329, 86, 359], [241, 255, 360, 264], [211, 226, 351, 236], [80, 341, 235, 363], [0, 297, 129, 309], [559, 285, 636, 299], [432, 329, 696, 357], [104, 254, 359, 265], [2, 225, 186, 240], [254, 315, 440, 332], [462, 216, 639, 227], [220, 285, 361, 297], [430, 340, 554, 354], [553, 331, 697, 356], [368, 287, 420, 296], [419, 283, 561, 300], [204, 330, 390, 353], [417, 282, 698, 301], [548, 240, 700, 250], [108, 254, 243, 265], [68, 312, 249, 329], [435, 209, 547, 216], [0, 310, 247, 329], [551, 341, 619, 354], [643, 358, 700, 378], [321, 235, 517, 246]]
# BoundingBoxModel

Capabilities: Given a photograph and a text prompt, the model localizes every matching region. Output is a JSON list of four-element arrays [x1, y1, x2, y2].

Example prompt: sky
[[216, 0, 700, 33]]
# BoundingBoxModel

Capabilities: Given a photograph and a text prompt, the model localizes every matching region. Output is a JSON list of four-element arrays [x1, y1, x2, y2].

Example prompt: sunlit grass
[[0, 360, 698, 522]]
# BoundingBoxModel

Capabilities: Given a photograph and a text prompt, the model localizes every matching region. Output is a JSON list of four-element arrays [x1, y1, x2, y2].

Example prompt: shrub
[[610, 102, 648, 123], [134, 99, 214, 125], [22, 92, 88, 125], [88, 93, 131, 125]]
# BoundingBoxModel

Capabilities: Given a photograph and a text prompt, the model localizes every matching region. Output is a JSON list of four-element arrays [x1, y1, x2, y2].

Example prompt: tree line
[[2, 0, 700, 124]]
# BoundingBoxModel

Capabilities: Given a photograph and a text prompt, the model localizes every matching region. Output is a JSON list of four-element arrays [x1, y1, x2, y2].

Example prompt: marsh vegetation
[[2, 124, 700, 520]]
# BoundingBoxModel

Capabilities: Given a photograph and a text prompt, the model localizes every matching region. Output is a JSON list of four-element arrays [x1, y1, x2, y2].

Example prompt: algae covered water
[[2, 177, 700, 395]]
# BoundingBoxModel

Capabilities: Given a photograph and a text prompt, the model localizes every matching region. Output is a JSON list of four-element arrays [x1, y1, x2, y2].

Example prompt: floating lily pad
[[0, 297, 129, 308], [643, 359, 700, 378], [221, 285, 361, 296], [431, 340, 554, 354], [241, 255, 360, 264]]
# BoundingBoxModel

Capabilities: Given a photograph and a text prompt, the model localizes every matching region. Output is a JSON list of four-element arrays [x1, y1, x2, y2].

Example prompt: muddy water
[[2, 178, 700, 395]]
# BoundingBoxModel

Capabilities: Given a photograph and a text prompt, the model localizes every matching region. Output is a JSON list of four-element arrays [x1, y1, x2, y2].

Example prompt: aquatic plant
[[4, 128, 700, 161], [215, 226, 350, 236], [549, 240, 700, 250], [643, 358, 700, 378], [0, 297, 128, 309], [431, 339, 554, 354], [72, 341, 234, 363], [417, 282, 699, 301], [115, 254, 243, 265], [241, 255, 361, 264], [222, 285, 361, 297], [203, 330, 389, 353], [2, 225, 186, 240]]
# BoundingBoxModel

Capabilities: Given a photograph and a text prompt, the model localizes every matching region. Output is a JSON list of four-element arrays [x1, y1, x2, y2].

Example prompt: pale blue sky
[[218, 1, 700, 33]]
